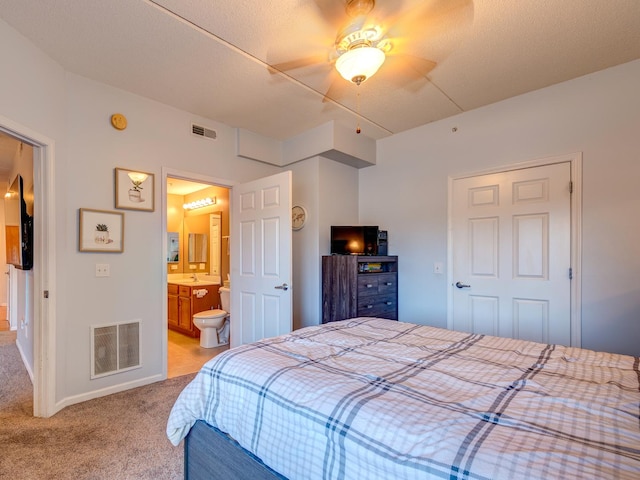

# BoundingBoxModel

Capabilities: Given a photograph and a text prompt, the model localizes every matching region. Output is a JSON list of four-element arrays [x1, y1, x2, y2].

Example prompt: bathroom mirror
[[188, 233, 208, 263], [167, 232, 179, 263]]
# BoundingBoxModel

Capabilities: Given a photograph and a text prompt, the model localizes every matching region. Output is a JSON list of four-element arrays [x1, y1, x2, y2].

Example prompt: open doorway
[[0, 116, 56, 418], [0, 132, 34, 334], [166, 175, 231, 378]]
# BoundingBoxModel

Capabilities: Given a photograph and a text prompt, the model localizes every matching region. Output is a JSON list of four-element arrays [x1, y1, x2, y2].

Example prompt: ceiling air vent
[[192, 123, 217, 141]]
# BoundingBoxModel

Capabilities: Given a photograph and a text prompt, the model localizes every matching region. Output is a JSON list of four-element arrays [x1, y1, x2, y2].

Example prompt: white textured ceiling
[[1, 0, 639, 151]]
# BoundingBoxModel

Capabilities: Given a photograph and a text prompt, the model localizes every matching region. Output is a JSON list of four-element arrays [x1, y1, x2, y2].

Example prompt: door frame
[[447, 152, 582, 347], [161, 167, 235, 378], [0, 114, 57, 417]]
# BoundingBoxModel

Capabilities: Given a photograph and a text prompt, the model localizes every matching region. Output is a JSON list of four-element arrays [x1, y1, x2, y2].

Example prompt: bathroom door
[[230, 171, 292, 347]]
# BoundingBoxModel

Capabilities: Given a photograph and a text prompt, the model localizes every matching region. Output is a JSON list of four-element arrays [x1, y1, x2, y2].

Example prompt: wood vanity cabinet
[[168, 283, 220, 337], [322, 255, 398, 324]]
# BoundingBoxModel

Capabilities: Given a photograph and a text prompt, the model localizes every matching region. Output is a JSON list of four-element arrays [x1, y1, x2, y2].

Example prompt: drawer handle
[[366, 284, 373, 288], [366, 305, 373, 309], [385, 282, 392, 286], [386, 301, 392, 305]]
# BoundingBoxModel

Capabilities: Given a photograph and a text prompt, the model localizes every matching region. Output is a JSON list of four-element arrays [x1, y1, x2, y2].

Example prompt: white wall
[[0, 18, 281, 411], [360, 59, 640, 357], [290, 158, 319, 330], [61, 74, 280, 403], [319, 158, 360, 252], [289, 156, 359, 329]]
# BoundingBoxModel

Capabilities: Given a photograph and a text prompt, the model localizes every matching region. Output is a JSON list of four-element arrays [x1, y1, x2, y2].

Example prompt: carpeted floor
[[0, 332, 195, 479]]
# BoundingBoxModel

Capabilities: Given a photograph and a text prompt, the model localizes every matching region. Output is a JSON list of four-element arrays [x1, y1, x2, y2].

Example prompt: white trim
[[0, 115, 57, 417], [447, 152, 582, 347], [16, 336, 35, 382], [161, 167, 235, 379], [54, 374, 164, 412]]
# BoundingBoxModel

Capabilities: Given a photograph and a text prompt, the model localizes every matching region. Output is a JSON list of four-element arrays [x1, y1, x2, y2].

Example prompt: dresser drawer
[[179, 285, 192, 297], [357, 295, 397, 317], [168, 284, 179, 295], [357, 273, 396, 296], [376, 274, 396, 294], [357, 276, 380, 296]]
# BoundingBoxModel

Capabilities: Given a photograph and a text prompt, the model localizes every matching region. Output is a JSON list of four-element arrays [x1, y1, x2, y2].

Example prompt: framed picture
[[79, 208, 124, 253], [115, 167, 155, 212]]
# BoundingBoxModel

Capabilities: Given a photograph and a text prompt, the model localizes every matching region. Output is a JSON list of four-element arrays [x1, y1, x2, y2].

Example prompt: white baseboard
[[54, 374, 166, 414], [15, 339, 34, 384]]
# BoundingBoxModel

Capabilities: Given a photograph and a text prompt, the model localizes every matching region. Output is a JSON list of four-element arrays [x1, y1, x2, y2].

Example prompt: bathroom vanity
[[168, 282, 220, 337]]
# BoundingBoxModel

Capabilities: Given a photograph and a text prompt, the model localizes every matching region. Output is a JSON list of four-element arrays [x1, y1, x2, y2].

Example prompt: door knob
[[274, 283, 289, 291], [455, 281, 471, 289]]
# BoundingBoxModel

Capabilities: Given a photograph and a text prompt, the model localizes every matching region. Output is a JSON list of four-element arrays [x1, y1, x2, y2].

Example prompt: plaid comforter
[[167, 318, 640, 479]]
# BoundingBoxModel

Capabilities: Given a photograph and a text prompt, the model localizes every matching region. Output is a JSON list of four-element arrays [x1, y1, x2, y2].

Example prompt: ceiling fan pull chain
[[356, 90, 361, 134]]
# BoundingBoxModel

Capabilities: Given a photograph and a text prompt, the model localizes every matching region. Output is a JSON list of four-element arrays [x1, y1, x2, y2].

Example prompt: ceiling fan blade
[[311, 0, 347, 29], [377, 0, 473, 49], [322, 69, 351, 103], [390, 54, 437, 79], [313, 0, 407, 36], [268, 54, 332, 74]]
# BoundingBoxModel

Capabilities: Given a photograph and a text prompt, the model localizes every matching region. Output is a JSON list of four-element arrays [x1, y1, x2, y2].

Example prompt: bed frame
[[184, 420, 286, 480]]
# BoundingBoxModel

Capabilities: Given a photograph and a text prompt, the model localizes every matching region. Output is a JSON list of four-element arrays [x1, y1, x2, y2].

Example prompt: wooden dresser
[[322, 255, 398, 324]]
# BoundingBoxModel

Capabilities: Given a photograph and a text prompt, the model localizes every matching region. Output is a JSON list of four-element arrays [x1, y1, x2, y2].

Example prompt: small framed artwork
[[79, 208, 124, 253], [115, 167, 155, 212]]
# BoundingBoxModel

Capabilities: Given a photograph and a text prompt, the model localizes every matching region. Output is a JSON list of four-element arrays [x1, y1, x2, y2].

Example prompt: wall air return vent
[[192, 123, 217, 141], [91, 320, 141, 379]]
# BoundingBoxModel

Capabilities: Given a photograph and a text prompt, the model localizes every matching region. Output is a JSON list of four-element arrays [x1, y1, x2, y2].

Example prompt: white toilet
[[193, 286, 230, 348]]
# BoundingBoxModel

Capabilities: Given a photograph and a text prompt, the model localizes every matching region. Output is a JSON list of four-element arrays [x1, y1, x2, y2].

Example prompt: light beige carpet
[[0, 335, 195, 479]]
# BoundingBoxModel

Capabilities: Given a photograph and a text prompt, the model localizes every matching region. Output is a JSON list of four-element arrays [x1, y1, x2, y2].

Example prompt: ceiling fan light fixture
[[335, 46, 385, 85]]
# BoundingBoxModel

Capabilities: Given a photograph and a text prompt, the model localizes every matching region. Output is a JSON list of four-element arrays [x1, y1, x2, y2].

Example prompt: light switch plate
[[96, 264, 110, 277]]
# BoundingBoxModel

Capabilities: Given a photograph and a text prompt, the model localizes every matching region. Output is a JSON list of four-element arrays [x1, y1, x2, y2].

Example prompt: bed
[[167, 317, 640, 479]]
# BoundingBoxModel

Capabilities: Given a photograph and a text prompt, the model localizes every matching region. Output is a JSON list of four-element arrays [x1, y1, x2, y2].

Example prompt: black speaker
[[377, 230, 388, 256]]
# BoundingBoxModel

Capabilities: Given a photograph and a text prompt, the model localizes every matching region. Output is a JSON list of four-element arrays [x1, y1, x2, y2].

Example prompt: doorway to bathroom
[[166, 174, 231, 378]]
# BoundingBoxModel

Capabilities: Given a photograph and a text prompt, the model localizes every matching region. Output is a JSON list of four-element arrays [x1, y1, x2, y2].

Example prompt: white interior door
[[450, 162, 572, 345], [230, 171, 292, 347]]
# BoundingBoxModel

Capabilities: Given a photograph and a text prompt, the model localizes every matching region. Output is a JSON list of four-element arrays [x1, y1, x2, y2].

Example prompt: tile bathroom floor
[[168, 329, 229, 378]]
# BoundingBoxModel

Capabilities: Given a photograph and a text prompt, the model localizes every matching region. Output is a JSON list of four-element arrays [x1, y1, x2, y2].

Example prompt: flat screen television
[[330, 226, 379, 255], [5, 174, 33, 270]]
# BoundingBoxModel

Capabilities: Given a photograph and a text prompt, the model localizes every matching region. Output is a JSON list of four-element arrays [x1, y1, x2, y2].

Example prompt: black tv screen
[[330, 226, 378, 255], [5, 174, 33, 270]]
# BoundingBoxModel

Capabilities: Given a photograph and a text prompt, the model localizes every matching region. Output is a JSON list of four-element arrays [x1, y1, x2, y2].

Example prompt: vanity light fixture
[[183, 197, 216, 210]]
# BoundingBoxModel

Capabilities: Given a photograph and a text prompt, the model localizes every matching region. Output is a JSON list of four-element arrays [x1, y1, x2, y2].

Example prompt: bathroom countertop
[[168, 280, 220, 287]]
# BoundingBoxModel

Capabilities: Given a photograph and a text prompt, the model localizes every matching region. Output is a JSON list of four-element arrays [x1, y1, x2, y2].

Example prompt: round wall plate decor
[[292, 205, 307, 230]]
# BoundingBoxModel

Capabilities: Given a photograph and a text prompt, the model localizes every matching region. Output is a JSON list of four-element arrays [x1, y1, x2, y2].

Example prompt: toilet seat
[[194, 309, 227, 321]]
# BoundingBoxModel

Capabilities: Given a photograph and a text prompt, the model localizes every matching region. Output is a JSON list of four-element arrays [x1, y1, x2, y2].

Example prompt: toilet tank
[[218, 286, 230, 312]]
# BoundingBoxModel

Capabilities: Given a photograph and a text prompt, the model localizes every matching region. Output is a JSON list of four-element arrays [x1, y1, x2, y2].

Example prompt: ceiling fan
[[269, 0, 473, 98]]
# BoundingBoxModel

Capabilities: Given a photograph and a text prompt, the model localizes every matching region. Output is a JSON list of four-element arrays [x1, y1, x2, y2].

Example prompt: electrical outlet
[[189, 264, 197, 270], [96, 263, 110, 277]]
